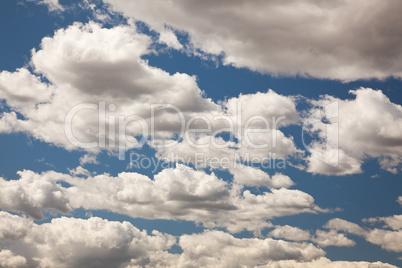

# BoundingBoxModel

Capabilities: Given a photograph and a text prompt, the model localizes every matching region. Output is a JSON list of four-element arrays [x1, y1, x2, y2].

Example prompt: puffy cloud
[[263, 257, 397, 268], [268, 225, 311, 242], [230, 165, 294, 189], [0, 212, 396, 267], [0, 68, 52, 109], [0, 22, 218, 153], [365, 229, 402, 253], [0, 212, 175, 268], [312, 230, 355, 248], [0, 22, 301, 165], [0, 171, 71, 219], [325, 216, 402, 253], [324, 218, 367, 236], [79, 154, 99, 165], [103, 0, 402, 81], [364, 215, 402, 230], [0, 165, 322, 234], [398, 196, 402, 206], [305, 88, 402, 175], [176, 230, 324, 267], [0, 250, 27, 268], [0, 212, 32, 240]]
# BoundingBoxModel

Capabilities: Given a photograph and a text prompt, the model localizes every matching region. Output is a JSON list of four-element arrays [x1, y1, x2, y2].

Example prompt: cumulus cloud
[[176, 230, 324, 267], [0, 212, 175, 268], [364, 215, 402, 231], [312, 230, 355, 248], [305, 88, 402, 175], [0, 22, 301, 166], [102, 0, 402, 81], [325, 216, 402, 253], [264, 258, 397, 268], [0, 22, 219, 152], [0, 171, 71, 219], [230, 165, 295, 189], [268, 225, 311, 242], [0, 212, 395, 268], [0, 165, 322, 234], [0, 250, 27, 268]]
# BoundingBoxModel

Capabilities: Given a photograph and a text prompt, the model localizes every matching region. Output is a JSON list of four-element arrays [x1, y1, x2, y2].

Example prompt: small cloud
[[79, 154, 99, 166]]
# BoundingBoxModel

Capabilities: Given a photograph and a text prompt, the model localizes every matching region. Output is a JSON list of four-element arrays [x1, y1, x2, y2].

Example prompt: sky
[[0, 0, 401, 267]]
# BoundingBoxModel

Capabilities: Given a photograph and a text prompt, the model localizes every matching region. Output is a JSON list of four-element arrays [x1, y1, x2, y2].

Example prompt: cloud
[[176, 230, 324, 267], [312, 230, 355, 248], [0, 250, 27, 268], [0, 171, 71, 219], [0, 212, 175, 268], [324, 218, 367, 236], [230, 165, 295, 189], [364, 215, 402, 231], [325, 216, 402, 253], [79, 154, 99, 165], [0, 22, 301, 165], [0, 210, 396, 267], [0, 165, 322, 234], [33, 0, 64, 11], [263, 258, 397, 268], [0, 22, 219, 152], [305, 88, 402, 175], [102, 0, 402, 81], [268, 225, 311, 242]]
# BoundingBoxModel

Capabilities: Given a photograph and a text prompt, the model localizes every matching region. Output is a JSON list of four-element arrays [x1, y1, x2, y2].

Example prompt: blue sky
[[0, 1, 401, 267]]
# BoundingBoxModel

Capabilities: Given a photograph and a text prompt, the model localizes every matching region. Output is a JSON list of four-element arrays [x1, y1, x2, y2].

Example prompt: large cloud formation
[[0, 164, 322, 234], [0, 212, 397, 268], [102, 0, 402, 81]]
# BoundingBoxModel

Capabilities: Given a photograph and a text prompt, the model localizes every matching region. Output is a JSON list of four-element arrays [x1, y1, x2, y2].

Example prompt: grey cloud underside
[[104, 0, 402, 81]]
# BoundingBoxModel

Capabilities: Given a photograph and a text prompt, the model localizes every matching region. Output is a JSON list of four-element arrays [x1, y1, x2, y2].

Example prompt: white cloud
[[0, 212, 175, 268], [364, 215, 402, 231], [325, 216, 402, 253], [0, 165, 322, 234], [176, 230, 324, 267], [398, 196, 402, 206], [34, 0, 64, 11], [0, 22, 301, 165], [0, 171, 71, 219], [264, 257, 397, 268], [268, 225, 311, 242], [305, 88, 402, 175], [230, 165, 294, 189], [312, 230, 355, 248], [324, 218, 367, 236], [0, 22, 219, 152], [79, 154, 99, 165], [0, 250, 27, 268], [0, 212, 32, 240], [0, 212, 397, 268], [103, 0, 402, 81]]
